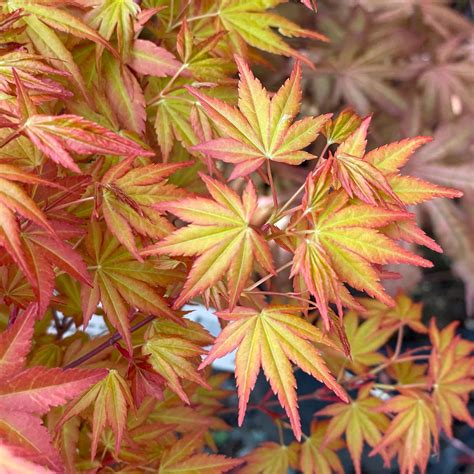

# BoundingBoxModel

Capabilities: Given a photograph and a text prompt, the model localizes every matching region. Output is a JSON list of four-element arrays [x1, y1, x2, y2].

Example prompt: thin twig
[[267, 160, 278, 209], [64, 315, 155, 369]]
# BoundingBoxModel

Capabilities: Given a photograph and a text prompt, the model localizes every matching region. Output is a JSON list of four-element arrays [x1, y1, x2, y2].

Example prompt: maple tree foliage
[[0, 1, 472, 473]]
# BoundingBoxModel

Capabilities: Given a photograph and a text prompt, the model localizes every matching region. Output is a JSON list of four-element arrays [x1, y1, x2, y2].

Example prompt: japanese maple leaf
[[428, 318, 473, 357], [158, 431, 242, 474], [58, 369, 133, 460], [323, 108, 363, 145], [332, 117, 404, 207], [240, 442, 299, 474], [292, 189, 432, 327], [317, 384, 390, 474], [143, 175, 274, 309], [142, 317, 213, 404], [215, 0, 327, 66], [86, 0, 140, 60], [176, 22, 233, 83], [408, 36, 474, 121], [200, 305, 348, 440], [0, 441, 51, 474], [429, 329, 474, 437], [299, 420, 345, 474], [323, 312, 393, 375], [358, 292, 427, 334], [81, 222, 177, 352], [7, 70, 153, 173], [19, 220, 92, 316], [100, 158, 189, 260], [189, 57, 331, 180], [0, 305, 106, 471], [0, 51, 72, 100], [0, 164, 56, 283], [370, 391, 438, 474], [365, 131, 463, 206]]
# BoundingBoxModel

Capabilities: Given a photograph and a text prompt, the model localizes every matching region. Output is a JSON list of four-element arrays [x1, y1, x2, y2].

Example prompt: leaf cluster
[[0, 1, 471, 473]]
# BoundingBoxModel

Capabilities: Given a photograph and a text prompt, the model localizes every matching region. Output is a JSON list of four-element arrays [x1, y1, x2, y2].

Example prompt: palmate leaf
[[293, 187, 431, 327], [323, 311, 393, 375], [189, 57, 331, 179], [240, 442, 299, 474], [158, 431, 242, 474], [101, 158, 188, 260], [429, 322, 474, 437], [7, 0, 117, 58], [142, 335, 210, 404], [308, 8, 408, 116], [0, 51, 72, 100], [81, 222, 177, 352], [176, 23, 234, 83], [87, 0, 140, 60], [0, 305, 106, 471], [144, 175, 274, 309], [58, 369, 134, 460], [200, 305, 347, 440], [317, 384, 390, 474], [142, 317, 213, 404], [364, 133, 463, 205], [358, 292, 427, 334], [0, 440, 52, 474], [129, 39, 181, 78], [370, 391, 438, 474], [10, 70, 153, 173], [216, 0, 327, 66], [299, 420, 344, 474], [20, 220, 92, 316]]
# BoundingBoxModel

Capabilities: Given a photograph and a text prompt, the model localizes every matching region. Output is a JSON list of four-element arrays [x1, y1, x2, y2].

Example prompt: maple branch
[[64, 315, 155, 369]]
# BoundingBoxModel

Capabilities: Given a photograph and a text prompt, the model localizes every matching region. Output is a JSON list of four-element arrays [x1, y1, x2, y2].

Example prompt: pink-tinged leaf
[[337, 116, 372, 158], [292, 201, 432, 326], [23, 239, 55, 316], [389, 175, 463, 205], [0, 442, 52, 474], [26, 233, 92, 286], [128, 39, 181, 77], [383, 220, 443, 253], [0, 366, 107, 415], [19, 3, 117, 59], [187, 58, 324, 178], [104, 53, 147, 135], [0, 164, 61, 188], [301, 0, 318, 11], [26, 115, 152, 158], [147, 176, 273, 309], [0, 304, 37, 379], [57, 369, 134, 460], [0, 177, 54, 233], [365, 137, 432, 174], [200, 306, 347, 440], [0, 203, 33, 283], [0, 409, 62, 472]]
